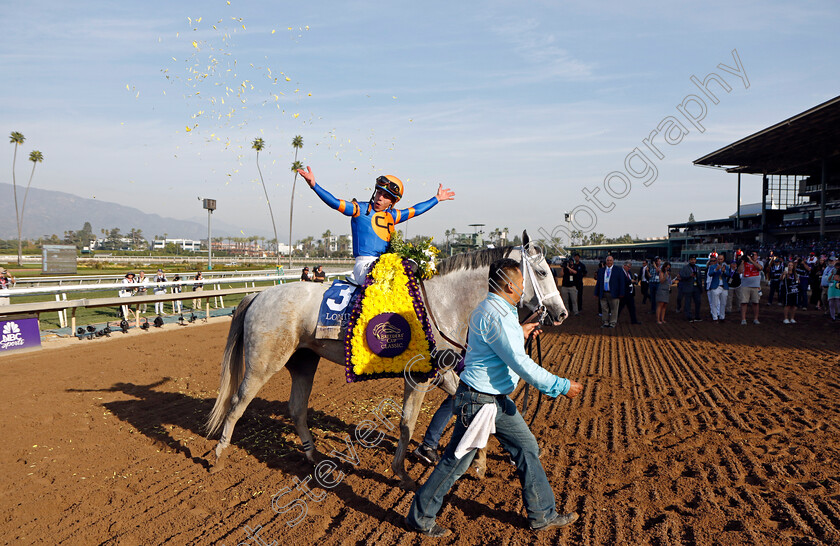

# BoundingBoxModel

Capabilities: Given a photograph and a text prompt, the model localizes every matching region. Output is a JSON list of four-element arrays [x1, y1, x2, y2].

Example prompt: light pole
[[200, 197, 216, 270]]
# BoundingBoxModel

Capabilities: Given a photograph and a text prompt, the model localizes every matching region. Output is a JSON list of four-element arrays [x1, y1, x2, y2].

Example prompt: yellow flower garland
[[349, 253, 433, 377]]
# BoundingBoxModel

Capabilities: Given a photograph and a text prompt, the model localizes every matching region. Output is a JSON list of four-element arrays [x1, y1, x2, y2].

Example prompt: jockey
[[298, 166, 455, 283]]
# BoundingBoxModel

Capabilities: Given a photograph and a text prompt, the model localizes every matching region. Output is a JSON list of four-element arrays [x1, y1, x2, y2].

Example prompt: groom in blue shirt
[[406, 258, 582, 537]]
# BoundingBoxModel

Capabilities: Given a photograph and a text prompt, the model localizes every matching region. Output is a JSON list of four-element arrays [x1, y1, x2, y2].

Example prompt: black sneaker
[[406, 521, 452, 537], [413, 444, 440, 465], [533, 512, 579, 531]]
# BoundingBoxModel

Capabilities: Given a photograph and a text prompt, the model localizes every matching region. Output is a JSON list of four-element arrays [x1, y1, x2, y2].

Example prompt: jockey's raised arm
[[298, 166, 455, 284]]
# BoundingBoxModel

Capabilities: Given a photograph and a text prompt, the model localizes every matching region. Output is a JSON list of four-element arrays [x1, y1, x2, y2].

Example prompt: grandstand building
[[686, 94, 840, 256], [566, 95, 839, 261]]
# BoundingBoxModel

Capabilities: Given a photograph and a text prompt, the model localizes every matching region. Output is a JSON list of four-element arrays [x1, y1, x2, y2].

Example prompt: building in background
[[153, 238, 203, 252]]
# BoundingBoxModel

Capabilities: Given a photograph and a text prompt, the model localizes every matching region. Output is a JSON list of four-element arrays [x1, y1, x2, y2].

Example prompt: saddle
[[315, 280, 359, 340]]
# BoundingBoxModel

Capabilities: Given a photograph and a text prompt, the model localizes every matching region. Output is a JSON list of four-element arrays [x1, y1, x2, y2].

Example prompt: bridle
[[515, 244, 564, 325], [514, 244, 565, 420]]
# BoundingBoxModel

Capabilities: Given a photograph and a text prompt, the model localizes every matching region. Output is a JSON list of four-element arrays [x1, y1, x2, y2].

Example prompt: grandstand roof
[[694, 94, 840, 175], [567, 239, 669, 251]]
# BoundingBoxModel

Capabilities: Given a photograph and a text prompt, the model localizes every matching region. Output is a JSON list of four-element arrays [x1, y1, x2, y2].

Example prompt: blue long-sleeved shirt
[[705, 263, 730, 290], [311, 183, 438, 257], [822, 265, 836, 288], [459, 293, 570, 397]]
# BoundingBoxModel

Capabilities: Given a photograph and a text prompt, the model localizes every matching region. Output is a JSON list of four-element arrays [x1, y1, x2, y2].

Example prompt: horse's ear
[[522, 230, 530, 246]]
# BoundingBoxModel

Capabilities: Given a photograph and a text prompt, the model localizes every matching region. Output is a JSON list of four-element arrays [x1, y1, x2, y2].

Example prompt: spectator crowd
[[554, 249, 840, 326], [118, 269, 203, 320]]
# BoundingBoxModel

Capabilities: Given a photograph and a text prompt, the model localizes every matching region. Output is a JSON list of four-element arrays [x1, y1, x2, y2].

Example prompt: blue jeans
[[798, 279, 809, 307], [422, 396, 455, 448], [407, 384, 558, 530], [681, 289, 701, 320]]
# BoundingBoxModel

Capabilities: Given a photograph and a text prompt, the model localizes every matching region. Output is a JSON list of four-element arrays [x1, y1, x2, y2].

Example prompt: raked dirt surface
[[1, 292, 839, 545]]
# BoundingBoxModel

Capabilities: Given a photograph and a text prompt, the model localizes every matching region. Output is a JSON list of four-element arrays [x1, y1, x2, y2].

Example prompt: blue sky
[[3, 0, 839, 246]]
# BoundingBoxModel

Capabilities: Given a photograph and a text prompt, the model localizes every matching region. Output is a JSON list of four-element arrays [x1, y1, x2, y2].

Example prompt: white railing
[[0, 271, 352, 330], [11, 269, 282, 287]]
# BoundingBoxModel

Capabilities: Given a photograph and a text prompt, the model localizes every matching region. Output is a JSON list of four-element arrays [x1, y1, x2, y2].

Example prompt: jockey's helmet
[[375, 175, 404, 203]]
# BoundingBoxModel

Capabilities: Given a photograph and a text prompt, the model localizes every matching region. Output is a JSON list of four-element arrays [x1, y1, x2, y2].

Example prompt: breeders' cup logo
[[372, 322, 402, 341], [1, 321, 25, 350], [365, 313, 411, 357]]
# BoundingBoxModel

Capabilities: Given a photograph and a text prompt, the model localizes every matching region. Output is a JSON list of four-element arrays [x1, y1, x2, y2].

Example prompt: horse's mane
[[436, 246, 515, 276]]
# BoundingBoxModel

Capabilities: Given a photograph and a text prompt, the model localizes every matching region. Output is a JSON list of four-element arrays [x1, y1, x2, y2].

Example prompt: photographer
[[738, 251, 764, 325], [560, 256, 581, 316], [706, 254, 731, 322], [726, 260, 741, 313], [766, 256, 784, 305]]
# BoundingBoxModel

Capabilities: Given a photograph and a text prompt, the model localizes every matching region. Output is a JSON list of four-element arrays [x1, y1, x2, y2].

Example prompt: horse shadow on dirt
[[66, 378, 376, 472], [66, 379, 540, 530]]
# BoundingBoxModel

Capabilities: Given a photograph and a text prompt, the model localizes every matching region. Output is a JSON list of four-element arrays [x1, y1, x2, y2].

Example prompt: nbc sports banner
[[0, 315, 42, 354]]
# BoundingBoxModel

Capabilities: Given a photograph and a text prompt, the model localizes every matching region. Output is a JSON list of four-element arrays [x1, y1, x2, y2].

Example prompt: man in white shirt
[[594, 255, 624, 328], [119, 272, 136, 320]]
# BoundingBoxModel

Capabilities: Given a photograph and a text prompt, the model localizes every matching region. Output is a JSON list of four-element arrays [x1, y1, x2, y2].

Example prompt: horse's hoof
[[469, 464, 486, 479], [209, 452, 227, 474], [398, 478, 418, 491], [304, 450, 321, 465]]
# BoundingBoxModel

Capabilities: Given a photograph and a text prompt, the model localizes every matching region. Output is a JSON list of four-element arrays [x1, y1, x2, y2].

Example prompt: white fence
[[0, 271, 352, 331], [10, 269, 284, 288]]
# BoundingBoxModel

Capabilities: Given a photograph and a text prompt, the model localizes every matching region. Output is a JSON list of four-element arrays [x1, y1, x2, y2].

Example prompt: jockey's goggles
[[375, 176, 402, 201]]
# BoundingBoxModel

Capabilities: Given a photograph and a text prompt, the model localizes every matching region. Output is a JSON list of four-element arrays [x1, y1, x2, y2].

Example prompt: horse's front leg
[[392, 376, 432, 490]]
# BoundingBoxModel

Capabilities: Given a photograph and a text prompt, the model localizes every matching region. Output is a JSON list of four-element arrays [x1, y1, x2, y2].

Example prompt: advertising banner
[[0, 315, 42, 354]]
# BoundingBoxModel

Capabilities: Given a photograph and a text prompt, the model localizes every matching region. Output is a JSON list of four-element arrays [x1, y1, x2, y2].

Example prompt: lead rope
[[521, 329, 544, 426]]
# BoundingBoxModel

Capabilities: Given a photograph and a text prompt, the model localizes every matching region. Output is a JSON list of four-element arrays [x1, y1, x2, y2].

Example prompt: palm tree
[[288, 135, 304, 269], [19, 150, 44, 253], [9, 132, 25, 265], [252, 137, 280, 266], [322, 229, 332, 257]]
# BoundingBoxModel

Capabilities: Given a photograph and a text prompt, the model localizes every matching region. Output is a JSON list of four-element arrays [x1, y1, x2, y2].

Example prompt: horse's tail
[[205, 293, 259, 437]]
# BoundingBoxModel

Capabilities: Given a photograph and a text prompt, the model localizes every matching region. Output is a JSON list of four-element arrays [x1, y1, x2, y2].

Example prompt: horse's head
[[514, 230, 568, 325]]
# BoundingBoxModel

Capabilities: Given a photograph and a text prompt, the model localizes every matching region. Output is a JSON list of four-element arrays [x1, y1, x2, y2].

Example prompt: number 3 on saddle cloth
[[316, 253, 445, 383]]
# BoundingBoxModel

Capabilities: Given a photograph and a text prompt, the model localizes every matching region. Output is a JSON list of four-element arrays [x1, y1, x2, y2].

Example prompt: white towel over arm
[[454, 403, 497, 459]]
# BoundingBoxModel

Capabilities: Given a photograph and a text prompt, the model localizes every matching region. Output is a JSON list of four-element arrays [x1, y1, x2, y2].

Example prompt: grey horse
[[205, 232, 567, 489]]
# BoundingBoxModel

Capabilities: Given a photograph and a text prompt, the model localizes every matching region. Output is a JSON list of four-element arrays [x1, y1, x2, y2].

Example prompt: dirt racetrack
[[1, 299, 839, 545]]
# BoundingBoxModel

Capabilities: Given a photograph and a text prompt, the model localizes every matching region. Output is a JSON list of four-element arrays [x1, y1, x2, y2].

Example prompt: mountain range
[[0, 183, 241, 241]]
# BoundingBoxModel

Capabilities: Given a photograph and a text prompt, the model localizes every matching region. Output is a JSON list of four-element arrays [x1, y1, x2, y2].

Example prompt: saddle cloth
[[315, 280, 359, 340]]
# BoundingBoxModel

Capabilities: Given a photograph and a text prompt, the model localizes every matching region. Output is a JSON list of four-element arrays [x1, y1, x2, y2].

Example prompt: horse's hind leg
[[286, 349, 320, 463], [392, 377, 431, 490], [210, 366, 277, 474]]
